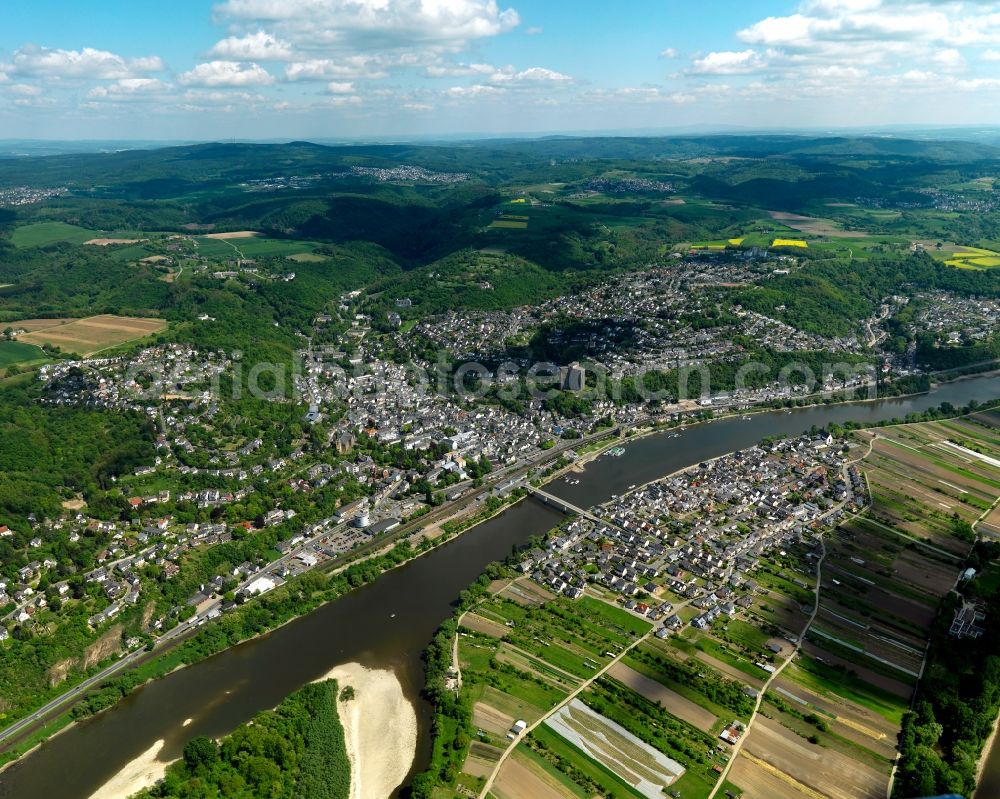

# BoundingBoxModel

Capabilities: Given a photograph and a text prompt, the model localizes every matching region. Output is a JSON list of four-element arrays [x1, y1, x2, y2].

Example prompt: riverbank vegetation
[[893, 542, 1000, 798], [409, 563, 509, 798], [134, 679, 349, 799]]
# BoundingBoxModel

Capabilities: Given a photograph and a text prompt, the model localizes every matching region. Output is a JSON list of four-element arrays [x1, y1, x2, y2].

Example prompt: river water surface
[[3, 376, 1000, 799]]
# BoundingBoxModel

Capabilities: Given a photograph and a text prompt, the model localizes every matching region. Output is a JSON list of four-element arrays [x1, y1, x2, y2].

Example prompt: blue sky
[[5, 0, 1000, 140]]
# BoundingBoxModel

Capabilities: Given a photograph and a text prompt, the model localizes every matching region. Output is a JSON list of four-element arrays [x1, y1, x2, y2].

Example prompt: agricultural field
[[201, 230, 262, 239], [468, 413, 1000, 799], [767, 210, 870, 239], [0, 340, 48, 370], [606, 662, 718, 732], [452, 586, 743, 799], [626, 638, 756, 723], [192, 233, 322, 259], [495, 578, 555, 607], [488, 217, 530, 230], [768, 674, 899, 761], [492, 748, 576, 799], [9, 221, 99, 248], [930, 242, 1000, 270], [731, 714, 886, 799], [15, 314, 167, 355], [856, 419, 1000, 551], [720, 414, 1000, 799], [543, 698, 686, 799], [84, 236, 146, 246]]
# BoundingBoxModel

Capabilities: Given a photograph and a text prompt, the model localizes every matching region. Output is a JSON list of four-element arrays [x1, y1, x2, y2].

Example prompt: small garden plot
[[479, 684, 554, 725], [607, 662, 718, 732], [463, 741, 504, 780], [493, 749, 579, 799], [498, 579, 555, 606], [460, 612, 509, 638]]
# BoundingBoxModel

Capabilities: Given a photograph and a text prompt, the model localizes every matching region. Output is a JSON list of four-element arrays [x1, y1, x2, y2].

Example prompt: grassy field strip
[[785, 660, 906, 726], [821, 607, 869, 630], [836, 715, 888, 742], [772, 685, 889, 745], [936, 420, 1000, 449], [809, 628, 920, 678], [773, 685, 815, 709], [826, 564, 874, 585], [928, 440, 974, 463], [773, 682, 888, 742], [857, 515, 964, 562], [868, 633, 923, 658], [882, 438, 922, 454], [500, 643, 584, 685], [738, 751, 830, 799]]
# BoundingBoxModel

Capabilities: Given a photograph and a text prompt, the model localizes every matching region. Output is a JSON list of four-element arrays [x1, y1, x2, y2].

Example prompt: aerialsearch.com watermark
[[118, 352, 882, 406]]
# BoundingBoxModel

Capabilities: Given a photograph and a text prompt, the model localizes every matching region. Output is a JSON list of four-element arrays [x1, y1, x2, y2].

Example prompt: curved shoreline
[[86, 739, 169, 799], [315, 663, 417, 799], [77, 662, 419, 799], [974, 710, 1000, 797]]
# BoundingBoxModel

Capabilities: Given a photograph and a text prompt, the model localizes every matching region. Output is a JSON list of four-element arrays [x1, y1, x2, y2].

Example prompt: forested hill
[[2, 134, 999, 190]]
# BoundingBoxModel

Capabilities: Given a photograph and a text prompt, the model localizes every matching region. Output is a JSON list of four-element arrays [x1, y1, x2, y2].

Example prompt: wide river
[[3, 376, 1000, 799]]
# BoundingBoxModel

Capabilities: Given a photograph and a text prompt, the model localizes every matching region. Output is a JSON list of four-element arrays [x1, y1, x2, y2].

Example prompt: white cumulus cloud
[[8, 45, 163, 80], [284, 56, 388, 80], [179, 61, 275, 87], [209, 31, 294, 60], [445, 83, 504, 97], [215, 0, 520, 47], [8, 83, 43, 97], [87, 78, 170, 99], [488, 66, 572, 84], [690, 50, 765, 75]]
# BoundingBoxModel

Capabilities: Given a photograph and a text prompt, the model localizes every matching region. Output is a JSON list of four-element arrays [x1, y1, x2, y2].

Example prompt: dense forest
[[0, 381, 156, 522]]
